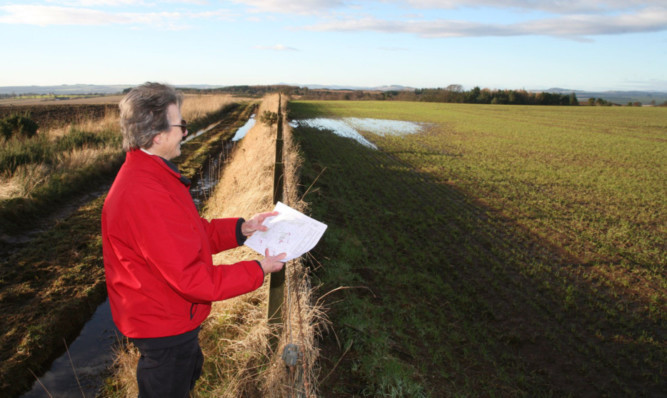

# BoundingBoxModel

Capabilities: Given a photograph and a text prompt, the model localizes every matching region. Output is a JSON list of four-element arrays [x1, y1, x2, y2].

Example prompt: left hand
[[241, 211, 278, 237]]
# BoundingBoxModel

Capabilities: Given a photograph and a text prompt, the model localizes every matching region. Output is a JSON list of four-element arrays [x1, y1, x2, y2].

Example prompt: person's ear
[[152, 132, 162, 146]]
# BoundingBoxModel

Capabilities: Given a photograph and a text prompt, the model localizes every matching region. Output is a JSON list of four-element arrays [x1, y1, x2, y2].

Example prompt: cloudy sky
[[0, 0, 666, 91]]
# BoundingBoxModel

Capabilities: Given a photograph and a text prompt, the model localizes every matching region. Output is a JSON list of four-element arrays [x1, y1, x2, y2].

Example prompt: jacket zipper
[[190, 303, 197, 320]]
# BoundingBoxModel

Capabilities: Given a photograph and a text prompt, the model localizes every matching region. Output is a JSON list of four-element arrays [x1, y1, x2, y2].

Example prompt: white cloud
[[45, 0, 206, 5], [0, 4, 233, 27], [254, 44, 299, 51], [402, 0, 667, 14], [2, 1, 665, 38], [226, 0, 667, 16], [231, 0, 346, 14], [0, 5, 134, 25], [45, 0, 150, 6], [303, 6, 667, 39]]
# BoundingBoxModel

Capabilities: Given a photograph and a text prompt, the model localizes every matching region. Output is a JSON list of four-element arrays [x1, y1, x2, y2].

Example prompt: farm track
[[294, 126, 664, 397], [0, 102, 256, 398]]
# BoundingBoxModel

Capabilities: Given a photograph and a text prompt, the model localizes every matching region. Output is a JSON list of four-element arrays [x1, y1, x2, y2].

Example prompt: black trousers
[[130, 327, 204, 398]]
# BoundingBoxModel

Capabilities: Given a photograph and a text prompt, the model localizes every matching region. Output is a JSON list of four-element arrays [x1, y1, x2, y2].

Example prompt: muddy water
[[20, 116, 252, 398]]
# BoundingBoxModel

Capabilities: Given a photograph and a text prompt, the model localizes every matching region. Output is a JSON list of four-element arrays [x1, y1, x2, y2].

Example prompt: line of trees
[[410, 85, 579, 105], [285, 85, 580, 105]]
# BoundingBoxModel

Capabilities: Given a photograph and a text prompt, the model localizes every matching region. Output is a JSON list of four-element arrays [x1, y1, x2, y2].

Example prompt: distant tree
[[477, 88, 493, 104], [465, 86, 481, 103], [446, 84, 463, 92]]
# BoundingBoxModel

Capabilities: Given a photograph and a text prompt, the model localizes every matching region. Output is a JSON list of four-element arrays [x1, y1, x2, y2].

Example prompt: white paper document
[[244, 202, 327, 262]]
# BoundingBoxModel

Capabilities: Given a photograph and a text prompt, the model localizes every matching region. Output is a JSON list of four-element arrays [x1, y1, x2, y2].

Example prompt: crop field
[[288, 101, 666, 396]]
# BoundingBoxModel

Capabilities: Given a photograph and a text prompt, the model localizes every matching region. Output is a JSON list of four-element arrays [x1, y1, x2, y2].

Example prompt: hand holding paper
[[242, 211, 279, 236], [245, 202, 327, 262]]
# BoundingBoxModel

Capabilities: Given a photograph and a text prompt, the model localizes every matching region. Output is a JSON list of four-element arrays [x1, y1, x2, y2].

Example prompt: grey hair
[[119, 82, 183, 152]]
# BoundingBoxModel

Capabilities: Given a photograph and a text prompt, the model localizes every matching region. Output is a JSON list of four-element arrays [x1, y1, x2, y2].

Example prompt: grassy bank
[[289, 101, 665, 396], [102, 94, 322, 397], [0, 95, 253, 397]]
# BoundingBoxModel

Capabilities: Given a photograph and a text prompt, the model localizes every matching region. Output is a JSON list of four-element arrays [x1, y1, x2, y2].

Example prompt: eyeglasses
[[171, 119, 188, 134]]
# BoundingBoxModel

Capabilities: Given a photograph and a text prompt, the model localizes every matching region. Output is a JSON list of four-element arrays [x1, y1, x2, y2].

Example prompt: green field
[[289, 101, 666, 397]]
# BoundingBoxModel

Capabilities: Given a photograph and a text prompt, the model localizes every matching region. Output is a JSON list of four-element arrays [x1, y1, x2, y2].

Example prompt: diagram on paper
[[245, 202, 327, 262]]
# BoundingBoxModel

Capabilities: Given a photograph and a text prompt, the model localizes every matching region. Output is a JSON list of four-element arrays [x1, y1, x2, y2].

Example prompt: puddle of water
[[343, 117, 423, 136], [231, 113, 256, 141], [291, 117, 424, 149], [21, 299, 119, 398], [293, 118, 378, 149], [183, 120, 221, 143]]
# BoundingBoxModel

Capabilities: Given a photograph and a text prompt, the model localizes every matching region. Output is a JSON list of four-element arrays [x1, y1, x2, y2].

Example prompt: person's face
[[152, 103, 187, 160]]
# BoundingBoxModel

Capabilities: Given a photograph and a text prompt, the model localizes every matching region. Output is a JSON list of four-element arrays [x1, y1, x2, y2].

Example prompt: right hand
[[260, 248, 286, 274]]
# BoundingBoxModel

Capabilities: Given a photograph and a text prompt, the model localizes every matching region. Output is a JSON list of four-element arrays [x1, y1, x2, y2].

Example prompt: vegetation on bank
[[289, 100, 666, 396], [0, 95, 250, 398]]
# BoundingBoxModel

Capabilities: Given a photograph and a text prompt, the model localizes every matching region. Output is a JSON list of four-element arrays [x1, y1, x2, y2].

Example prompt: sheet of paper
[[244, 202, 327, 262]]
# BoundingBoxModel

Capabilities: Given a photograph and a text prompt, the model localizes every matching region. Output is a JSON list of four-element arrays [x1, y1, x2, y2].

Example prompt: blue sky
[[0, 0, 666, 91]]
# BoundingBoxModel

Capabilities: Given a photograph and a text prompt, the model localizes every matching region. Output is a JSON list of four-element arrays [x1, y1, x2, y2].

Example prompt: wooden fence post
[[267, 94, 285, 343]]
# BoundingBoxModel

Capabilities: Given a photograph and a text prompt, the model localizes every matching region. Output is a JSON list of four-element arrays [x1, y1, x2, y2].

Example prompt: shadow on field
[[293, 126, 664, 397]]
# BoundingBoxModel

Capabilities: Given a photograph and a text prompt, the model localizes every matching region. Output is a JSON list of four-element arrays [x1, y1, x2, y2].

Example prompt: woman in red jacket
[[102, 82, 285, 398]]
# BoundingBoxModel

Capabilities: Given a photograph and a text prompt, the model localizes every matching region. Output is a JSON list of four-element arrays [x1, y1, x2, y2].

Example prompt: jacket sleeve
[[124, 185, 264, 303], [201, 217, 247, 254]]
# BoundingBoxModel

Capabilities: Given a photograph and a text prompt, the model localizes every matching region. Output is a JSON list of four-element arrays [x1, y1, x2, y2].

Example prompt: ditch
[[4, 105, 257, 398]]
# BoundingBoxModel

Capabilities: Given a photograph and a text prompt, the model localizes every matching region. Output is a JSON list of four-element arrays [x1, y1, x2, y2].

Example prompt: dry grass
[[104, 93, 324, 397], [0, 109, 122, 201], [181, 94, 236, 124], [0, 93, 231, 201], [198, 93, 323, 397], [44, 108, 119, 140], [0, 163, 50, 200]]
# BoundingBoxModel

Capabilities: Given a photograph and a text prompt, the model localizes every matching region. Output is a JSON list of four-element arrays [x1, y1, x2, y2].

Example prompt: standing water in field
[[291, 117, 424, 149]]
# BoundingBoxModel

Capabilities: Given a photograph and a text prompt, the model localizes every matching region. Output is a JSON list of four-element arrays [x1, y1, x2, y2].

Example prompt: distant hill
[[0, 84, 133, 95], [289, 83, 415, 91], [542, 88, 667, 105], [2, 84, 664, 105], [0, 84, 228, 95]]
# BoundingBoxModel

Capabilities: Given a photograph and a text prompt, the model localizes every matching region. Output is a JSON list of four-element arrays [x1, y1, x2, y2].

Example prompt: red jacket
[[102, 149, 264, 338]]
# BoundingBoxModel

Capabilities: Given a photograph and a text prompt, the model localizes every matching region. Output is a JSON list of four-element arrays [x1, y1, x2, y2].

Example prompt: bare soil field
[[0, 104, 118, 130], [0, 95, 124, 106]]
